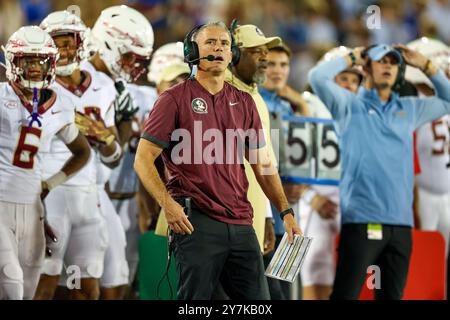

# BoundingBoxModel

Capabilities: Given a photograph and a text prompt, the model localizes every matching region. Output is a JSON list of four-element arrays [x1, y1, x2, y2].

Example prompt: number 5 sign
[[317, 123, 340, 180], [271, 114, 341, 186]]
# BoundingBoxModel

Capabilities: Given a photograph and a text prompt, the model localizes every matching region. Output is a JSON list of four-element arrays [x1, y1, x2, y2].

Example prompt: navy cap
[[367, 44, 403, 64]]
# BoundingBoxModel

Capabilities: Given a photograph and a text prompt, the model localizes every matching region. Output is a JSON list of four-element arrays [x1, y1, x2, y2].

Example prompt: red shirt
[[142, 79, 265, 225]]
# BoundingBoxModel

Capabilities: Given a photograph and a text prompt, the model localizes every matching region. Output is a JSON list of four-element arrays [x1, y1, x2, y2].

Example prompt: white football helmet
[[405, 37, 450, 87], [40, 10, 87, 76], [89, 5, 154, 82], [320, 46, 363, 80], [147, 42, 184, 84], [2, 26, 59, 89]]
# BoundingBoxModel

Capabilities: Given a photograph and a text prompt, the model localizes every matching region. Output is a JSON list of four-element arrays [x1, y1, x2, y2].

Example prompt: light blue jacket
[[309, 57, 450, 226]]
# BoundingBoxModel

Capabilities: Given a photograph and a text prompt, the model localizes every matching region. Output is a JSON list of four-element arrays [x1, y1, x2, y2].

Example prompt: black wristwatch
[[348, 51, 356, 66], [279, 208, 295, 220]]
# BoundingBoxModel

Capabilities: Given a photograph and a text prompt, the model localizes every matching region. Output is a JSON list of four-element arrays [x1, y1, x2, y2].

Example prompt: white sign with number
[[283, 121, 313, 178], [317, 123, 341, 180]]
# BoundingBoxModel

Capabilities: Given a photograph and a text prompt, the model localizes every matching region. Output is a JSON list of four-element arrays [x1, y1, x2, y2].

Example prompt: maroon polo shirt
[[142, 78, 265, 225]]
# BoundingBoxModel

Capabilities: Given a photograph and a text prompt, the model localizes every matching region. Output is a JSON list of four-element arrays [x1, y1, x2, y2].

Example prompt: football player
[[34, 10, 120, 300], [0, 26, 90, 300], [84, 5, 154, 299]]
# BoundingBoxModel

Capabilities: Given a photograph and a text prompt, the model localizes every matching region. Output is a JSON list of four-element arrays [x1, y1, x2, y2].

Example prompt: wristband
[[100, 141, 122, 164], [45, 171, 68, 191], [279, 207, 295, 220], [422, 59, 432, 74], [348, 52, 356, 66]]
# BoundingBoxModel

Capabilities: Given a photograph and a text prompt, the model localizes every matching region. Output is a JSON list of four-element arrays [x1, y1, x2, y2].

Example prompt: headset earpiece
[[229, 19, 240, 66], [393, 47, 406, 92], [184, 22, 240, 67], [183, 24, 204, 66]]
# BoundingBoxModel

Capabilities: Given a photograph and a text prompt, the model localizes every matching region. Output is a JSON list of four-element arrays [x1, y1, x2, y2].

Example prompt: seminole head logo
[[191, 98, 208, 114]]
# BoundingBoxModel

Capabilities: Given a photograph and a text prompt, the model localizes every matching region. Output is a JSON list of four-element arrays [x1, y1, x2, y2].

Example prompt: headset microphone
[[187, 54, 218, 63]]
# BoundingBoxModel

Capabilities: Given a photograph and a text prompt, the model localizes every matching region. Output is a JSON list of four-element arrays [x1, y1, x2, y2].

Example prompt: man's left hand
[[394, 44, 428, 69]]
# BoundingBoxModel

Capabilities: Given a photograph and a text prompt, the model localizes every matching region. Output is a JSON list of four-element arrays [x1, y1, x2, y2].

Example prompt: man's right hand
[[310, 194, 338, 219], [164, 199, 194, 235], [40, 182, 50, 200]]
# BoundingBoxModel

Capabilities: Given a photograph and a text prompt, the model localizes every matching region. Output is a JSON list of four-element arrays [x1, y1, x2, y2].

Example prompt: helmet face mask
[[16, 54, 53, 83], [40, 10, 87, 77], [118, 51, 151, 82], [52, 33, 81, 76], [3, 26, 59, 90]]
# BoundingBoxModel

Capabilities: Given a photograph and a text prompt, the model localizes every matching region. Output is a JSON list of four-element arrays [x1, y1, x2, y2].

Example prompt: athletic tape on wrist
[[45, 171, 68, 191], [100, 141, 122, 164]]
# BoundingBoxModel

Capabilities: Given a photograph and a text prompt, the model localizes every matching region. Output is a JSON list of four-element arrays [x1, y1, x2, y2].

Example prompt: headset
[[183, 20, 241, 67], [362, 44, 406, 92], [229, 19, 241, 66]]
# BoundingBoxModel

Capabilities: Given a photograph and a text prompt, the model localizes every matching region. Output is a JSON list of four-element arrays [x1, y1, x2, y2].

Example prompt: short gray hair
[[192, 21, 231, 42]]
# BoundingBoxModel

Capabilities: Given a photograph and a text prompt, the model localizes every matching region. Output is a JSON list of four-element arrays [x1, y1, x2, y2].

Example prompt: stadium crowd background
[[1, 0, 450, 88]]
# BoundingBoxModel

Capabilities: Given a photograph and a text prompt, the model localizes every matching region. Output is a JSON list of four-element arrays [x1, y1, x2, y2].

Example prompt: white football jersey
[[41, 69, 116, 187], [108, 84, 157, 193], [416, 114, 450, 194], [80, 61, 117, 186], [0, 82, 74, 204]]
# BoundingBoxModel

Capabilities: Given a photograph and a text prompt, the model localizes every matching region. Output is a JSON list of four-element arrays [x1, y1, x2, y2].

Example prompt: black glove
[[114, 79, 139, 124]]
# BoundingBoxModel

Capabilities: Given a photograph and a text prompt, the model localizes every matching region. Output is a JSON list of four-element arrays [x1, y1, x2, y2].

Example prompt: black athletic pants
[[330, 223, 412, 300], [173, 205, 270, 300]]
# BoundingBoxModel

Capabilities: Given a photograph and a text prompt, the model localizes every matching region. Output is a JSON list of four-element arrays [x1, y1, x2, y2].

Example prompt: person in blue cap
[[309, 44, 450, 300]]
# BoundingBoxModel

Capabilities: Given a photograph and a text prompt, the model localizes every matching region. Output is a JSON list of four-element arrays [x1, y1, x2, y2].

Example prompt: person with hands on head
[[296, 47, 361, 300], [309, 43, 450, 300], [135, 21, 301, 300]]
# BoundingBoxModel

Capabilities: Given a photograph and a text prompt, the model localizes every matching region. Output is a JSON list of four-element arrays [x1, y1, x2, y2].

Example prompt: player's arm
[[247, 145, 302, 243], [97, 125, 122, 169], [308, 47, 364, 123], [41, 124, 91, 198], [116, 120, 133, 148], [395, 45, 450, 128], [114, 79, 138, 147], [278, 85, 311, 116], [74, 110, 122, 168], [134, 139, 193, 235]]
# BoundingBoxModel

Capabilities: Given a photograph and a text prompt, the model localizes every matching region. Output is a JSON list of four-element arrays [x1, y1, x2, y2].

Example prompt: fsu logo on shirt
[[4, 100, 18, 109], [191, 98, 208, 114]]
